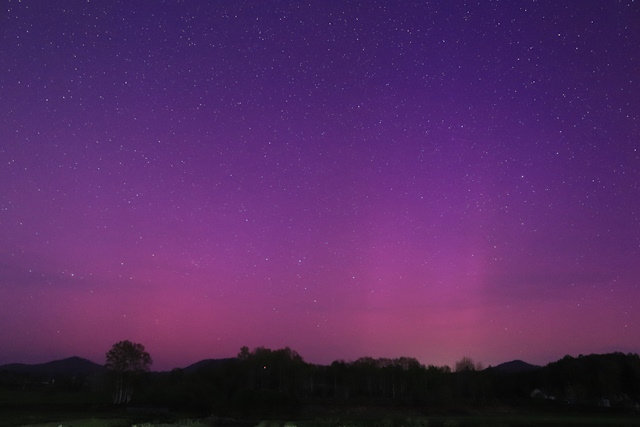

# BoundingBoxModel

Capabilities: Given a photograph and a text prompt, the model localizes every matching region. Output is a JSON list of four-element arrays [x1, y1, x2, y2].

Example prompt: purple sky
[[1, 1, 639, 371]]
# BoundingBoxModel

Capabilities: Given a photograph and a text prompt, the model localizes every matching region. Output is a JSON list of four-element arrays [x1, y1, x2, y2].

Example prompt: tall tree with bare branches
[[105, 340, 152, 404]]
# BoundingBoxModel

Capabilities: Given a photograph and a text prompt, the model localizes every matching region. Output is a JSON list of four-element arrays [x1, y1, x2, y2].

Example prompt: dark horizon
[[4, 347, 640, 424], [9, 346, 640, 374]]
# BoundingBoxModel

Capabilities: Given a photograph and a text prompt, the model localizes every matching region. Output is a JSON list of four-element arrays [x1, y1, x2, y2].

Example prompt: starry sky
[[1, 1, 639, 371]]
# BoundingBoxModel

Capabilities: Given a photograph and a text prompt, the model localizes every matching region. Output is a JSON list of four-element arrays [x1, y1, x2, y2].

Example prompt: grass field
[[5, 414, 640, 427]]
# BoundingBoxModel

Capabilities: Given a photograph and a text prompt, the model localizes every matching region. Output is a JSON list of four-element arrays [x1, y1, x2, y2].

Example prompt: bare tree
[[105, 340, 152, 404], [455, 356, 478, 372]]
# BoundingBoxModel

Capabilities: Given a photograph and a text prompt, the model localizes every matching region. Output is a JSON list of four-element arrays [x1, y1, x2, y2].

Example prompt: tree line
[[1, 341, 639, 418], [127, 345, 640, 416]]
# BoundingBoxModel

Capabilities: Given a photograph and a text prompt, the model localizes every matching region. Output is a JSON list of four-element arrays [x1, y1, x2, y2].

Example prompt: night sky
[[1, 1, 639, 371]]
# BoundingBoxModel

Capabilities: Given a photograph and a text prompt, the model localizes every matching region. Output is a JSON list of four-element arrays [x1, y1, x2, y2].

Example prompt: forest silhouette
[[1, 346, 640, 424]]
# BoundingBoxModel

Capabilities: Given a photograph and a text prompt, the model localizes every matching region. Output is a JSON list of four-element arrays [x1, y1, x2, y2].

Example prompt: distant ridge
[[488, 359, 541, 373], [0, 356, 104, 377], [0, 356, 238, 375], [182, 357, 235, 374]]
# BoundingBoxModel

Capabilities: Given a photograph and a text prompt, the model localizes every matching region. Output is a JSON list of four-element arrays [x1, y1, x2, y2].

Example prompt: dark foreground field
[[6, 415, 640, 427], [3, 405, 640, 427]]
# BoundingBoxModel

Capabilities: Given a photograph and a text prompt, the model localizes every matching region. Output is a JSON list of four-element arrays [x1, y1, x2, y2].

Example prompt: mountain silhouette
[[0, 356, 105, 377], [488, 359, 541, 374], [182, 357, 235, 374]]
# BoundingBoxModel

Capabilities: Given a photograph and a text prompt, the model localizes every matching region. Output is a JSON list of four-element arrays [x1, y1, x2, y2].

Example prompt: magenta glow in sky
[[1, 1, 639, 371]]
